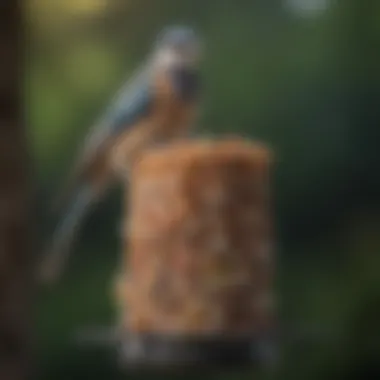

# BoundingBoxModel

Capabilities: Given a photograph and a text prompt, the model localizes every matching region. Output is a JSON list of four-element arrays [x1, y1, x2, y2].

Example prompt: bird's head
[[152, 26, 201, 71]]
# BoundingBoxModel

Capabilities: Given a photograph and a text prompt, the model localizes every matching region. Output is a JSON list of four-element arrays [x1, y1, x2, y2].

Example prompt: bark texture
[[0, 2, 32, 379]]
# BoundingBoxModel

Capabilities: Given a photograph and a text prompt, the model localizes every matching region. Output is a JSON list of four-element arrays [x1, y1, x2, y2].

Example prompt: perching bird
[[39, 26, 202, 283]]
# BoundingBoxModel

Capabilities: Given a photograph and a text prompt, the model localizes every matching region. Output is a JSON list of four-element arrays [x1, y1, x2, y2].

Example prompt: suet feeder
[[114, 137, 276, 371]]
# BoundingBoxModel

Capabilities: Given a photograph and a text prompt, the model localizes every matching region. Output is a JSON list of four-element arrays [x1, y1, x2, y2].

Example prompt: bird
[[39, 26, 202, 283]]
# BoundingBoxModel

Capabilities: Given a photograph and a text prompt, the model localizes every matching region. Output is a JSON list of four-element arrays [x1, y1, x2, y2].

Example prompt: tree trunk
[[0, 2, 33, 380]]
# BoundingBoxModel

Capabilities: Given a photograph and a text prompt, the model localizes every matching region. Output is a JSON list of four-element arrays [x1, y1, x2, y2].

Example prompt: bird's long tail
[[39, 184, 95, 283]]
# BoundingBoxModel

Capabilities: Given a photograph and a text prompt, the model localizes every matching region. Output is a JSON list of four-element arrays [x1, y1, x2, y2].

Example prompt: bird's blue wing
[[84, 82, 153, 158], [107, 83, 152, 134], [54, 71, 153, 210]]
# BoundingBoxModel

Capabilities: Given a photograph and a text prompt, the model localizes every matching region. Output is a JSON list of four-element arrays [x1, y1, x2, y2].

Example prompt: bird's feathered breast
[[151, 68, 200, 133]]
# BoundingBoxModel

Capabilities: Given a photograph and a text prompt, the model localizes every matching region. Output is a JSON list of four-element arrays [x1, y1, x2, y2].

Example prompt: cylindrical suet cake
[[116, 138, 275, 368]]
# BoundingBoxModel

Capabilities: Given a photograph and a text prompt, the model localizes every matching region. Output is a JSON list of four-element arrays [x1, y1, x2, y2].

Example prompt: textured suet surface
[[117, 138, 275, 335]]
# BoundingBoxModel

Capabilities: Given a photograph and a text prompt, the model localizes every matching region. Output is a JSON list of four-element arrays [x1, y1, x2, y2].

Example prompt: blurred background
[[27, 0, 380, 379]]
